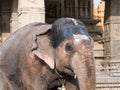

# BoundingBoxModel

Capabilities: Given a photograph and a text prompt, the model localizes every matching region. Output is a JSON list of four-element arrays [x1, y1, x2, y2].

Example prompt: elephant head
[[32, 18, 95, 90]]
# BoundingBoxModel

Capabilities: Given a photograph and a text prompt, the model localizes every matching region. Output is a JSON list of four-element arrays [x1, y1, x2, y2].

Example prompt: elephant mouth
[[48, 78, 64, 90], [56, 65, 75, 78], [47, 67, 77, 90], [48, 75, 78, 90]]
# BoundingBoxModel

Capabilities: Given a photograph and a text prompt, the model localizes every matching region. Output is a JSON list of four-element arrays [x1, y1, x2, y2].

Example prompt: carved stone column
[[104, 0, 120, 77], [80, 2, 84, 17], [90, 0, 93, 19], [18, 0, 45, 28], [85, 2, 88, 17], [75, 0, 78, 18], [61, 0, 64, 16], [66, 1, 69, 17]]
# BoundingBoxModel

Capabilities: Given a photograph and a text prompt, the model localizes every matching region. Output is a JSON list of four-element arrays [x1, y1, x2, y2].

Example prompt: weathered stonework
[[18, 0, 45, 28], [1, 0, 95, 44], [93, 1, 105, 81], [104, 0, 120, 77], [96, 0, 120, 89], [0, 0, 45, 44]]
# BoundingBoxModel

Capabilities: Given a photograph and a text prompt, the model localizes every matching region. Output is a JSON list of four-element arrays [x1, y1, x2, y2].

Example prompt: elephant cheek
[[71, 53, 95, 90]]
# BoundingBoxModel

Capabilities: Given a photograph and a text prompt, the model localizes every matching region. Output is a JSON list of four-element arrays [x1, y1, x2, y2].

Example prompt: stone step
[[96, 76, 120, 83]]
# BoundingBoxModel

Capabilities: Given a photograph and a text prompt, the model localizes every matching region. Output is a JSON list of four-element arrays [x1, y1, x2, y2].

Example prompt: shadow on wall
[[0, 0, 2, 44], [104, 0, 110, 23], [90, 26, 103, 41], [0, 0, 12, 44]]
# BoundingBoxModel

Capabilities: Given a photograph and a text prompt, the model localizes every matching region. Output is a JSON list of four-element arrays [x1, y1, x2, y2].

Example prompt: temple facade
[[0, 0, 103, 89], [1, 0, 120, 89], [0, 0, 98, 44], [101, 0, 120, 89], [45, 0, 93, 23], [0, 0, 45, 44], [93, 0, 105, 79]]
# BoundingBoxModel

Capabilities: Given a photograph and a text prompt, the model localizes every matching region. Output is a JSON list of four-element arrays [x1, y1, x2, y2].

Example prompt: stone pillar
[[66, 1, 69, 17], [61, 0, 64, 16], [104, 0, 120, 77], [80, 2, 84, 17], [70, 1, 72, 17], [90, 0, 93, 19], [75, 0, 78, 18], [56, 3, 60, 18], [10, 0, 18, 33], [18, 0, 45, 28], [85, 2, 88, 17]]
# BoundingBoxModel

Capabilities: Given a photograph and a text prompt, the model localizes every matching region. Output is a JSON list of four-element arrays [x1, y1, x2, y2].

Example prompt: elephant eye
[[65, 43, 74, 52]]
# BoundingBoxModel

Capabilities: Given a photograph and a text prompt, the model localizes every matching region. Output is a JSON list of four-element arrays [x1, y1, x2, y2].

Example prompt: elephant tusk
[[62, 83, 66, 90], [57, 83, 66, 90], [74, 74, 77, 79]]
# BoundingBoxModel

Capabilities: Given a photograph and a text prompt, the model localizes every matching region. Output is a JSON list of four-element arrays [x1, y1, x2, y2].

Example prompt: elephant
[[0, 18, 95, 90]]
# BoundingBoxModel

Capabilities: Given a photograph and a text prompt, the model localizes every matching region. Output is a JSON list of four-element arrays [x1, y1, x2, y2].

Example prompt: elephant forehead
[[73, 34, 89, 43]]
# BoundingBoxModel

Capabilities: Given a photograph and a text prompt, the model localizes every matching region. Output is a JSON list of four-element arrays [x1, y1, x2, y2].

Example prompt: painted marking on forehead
[[73, 34, 89, 43]]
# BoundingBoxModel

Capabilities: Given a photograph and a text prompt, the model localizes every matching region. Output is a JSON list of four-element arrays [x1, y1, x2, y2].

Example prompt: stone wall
[[93, 1, 105, 81], [18, 0, 45, 28], [104, 0, 120, 77], [0, 0, 95, 44], [0, 0, 45, 44], [96, 0, 120, 89]]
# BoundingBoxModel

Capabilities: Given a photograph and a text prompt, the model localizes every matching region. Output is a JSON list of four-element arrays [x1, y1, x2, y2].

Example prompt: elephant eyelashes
[[65, 43, 74, 52]]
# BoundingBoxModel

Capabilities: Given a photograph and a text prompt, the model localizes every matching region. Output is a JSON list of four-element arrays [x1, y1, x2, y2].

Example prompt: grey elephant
[[0, 18, 95, 90]]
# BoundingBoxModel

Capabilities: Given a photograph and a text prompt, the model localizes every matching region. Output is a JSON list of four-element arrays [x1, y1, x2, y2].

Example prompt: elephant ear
[[32, 50, 55, 69], [31, 24, 55, 69]]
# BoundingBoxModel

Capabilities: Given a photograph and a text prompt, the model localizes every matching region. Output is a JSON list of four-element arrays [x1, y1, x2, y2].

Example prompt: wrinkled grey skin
[[50, 18, 95, 90], [0, 18, 95, 90]]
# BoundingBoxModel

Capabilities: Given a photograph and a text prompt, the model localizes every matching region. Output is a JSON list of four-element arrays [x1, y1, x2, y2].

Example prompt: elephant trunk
[[71, 45, 95, 90]]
